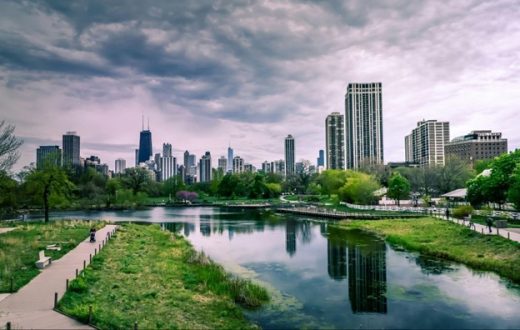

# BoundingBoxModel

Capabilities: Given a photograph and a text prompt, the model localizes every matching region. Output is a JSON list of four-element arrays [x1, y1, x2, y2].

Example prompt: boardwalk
[[0, 224, 118, 329], [276, 207, 423, 220]]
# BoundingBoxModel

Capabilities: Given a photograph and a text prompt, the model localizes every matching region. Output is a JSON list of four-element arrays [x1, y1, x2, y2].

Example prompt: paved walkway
[[0, 224, 118, 329], [440, 216, 520, 243], [0, 228, 15, 235]]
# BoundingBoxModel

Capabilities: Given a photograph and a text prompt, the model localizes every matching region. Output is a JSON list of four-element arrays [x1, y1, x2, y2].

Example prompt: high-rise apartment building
[[218, 156, 227, 172], [244, 164, 255, 172], [160, 156, 177, 181], [115, 158, 126, 174], [227, 147, 234, 172], [405, 120, 450, 166], [135, 149, 139, 166], [162, 143, 172, 158], [233, 156, 244, 174], [285, 135, 295, 176], [138, 129, 152, 164], [262, 161, 272, 173], [345, 83, 384, 169], [271, 160, 285, 176], [199, 151, 212, 183], [36, 145, 61, 169], [445, 130, 507, 165], [62, 132, 81, 168], [326, 112, 345, 170]]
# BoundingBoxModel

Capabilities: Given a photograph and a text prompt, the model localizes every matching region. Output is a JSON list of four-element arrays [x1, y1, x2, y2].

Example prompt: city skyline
[[2, 1, 519, 171]]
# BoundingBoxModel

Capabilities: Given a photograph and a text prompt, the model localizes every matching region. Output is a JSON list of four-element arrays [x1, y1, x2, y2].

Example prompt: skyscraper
[[135, 149, 139, 166], [233, 156, 244, 173], [326, 112, 345, 170], [162, 143, 172, 158], [115, 158, 126, 174], [405, 120, 450, 166], [36, 145, 61, 169], [199, 151, 212, 183], [317, 150, 325, 168], [345, 83, 384, 169], [227, 146, 234, 172], [160, 156, 177, 181], [285, 135, 295, 176], [262, 161, 272, 173], [62, 132, 80, 168], [138, 128, 152, 164], [218, 156, 227, 172]]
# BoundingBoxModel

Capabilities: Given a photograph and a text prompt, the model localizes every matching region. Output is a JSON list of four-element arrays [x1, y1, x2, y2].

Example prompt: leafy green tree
[[387, 173, 411, 206], [218, 174, 239, 197], [316, 170, 348, 196], [437, 157, 474, 194], [0, 171, 19, 217], [121, 167, 153, 195], [507, 165, 520, 210], [25, 166, 74, 222], [339, 171, 380, 205], [265, 183, 282, 198]]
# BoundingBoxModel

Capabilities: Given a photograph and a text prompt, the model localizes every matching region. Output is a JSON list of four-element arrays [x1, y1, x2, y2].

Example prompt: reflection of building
[[285, 220, 297, 257], [327, 240, 347, 280], [348, 238, 387, 314], [183, 223, 195, 237]]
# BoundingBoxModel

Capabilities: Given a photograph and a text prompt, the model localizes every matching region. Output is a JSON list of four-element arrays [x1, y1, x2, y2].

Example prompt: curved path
[[0, 224, 118, 329]]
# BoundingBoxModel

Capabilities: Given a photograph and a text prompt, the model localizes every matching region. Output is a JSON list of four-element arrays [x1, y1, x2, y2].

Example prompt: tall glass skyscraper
[[317, 149, 325, 167], [285, 135, 295, 176], [227, 146, 234, 172], [345, 83, 384, 169], [138, 129, 152, 164], [62, 132, 80, 168]]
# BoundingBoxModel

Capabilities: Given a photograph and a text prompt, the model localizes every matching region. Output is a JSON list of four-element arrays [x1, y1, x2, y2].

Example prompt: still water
[[37, 207, 520, 329]]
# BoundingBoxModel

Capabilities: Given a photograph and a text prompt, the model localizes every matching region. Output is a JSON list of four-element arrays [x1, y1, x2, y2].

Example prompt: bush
[[453, 205, 474, 219]]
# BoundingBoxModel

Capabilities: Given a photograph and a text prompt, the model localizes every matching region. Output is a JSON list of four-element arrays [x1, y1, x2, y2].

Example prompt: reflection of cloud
[[2, 0, 519, 171]]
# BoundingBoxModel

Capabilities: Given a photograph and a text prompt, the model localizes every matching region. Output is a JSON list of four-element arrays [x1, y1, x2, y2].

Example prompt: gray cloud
[[1, 0, 519, 171]]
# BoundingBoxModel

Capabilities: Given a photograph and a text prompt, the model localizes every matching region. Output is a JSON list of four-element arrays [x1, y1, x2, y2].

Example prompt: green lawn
[[335, 218, 520, 283], [58, 224, 268, 329], [0, 220, 102, 292]]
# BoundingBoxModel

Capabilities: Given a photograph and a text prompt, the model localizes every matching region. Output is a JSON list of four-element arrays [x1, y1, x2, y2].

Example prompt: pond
[[28, 207, 520, 329]]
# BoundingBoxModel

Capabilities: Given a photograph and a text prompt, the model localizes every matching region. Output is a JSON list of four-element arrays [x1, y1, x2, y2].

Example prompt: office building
[[135, 149, 139, 166], [326, 112, 345, 169], [199, 151, 212, 183], [62, 131, 80, 168], [285, 135, 295, 176], [317, 149, 325, 168], [115, 158, 126, 174], [227, 146, 234, 173], [138, 128, 153, 164], [36, 145, 61, 169], [262, 161, 272, 173], [405, 120, 450, 166], [345, 83, 384, 169], [244, 164, 255, 172], [160, 156, 177, 181], [445, 130, 507, 166], [217, 156, 227, 172], [163, 143, 172, 158], [233, 156, 244, 174]]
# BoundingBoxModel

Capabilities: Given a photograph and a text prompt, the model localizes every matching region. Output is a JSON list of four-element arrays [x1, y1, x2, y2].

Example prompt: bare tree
[[0, 121, 23, 172]]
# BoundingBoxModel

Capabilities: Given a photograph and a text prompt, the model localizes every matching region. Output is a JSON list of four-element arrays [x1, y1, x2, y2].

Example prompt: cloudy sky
[[1, 0, 519, 171]]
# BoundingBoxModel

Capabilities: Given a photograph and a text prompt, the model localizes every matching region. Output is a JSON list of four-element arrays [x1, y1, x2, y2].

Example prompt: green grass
[[58, 224, 269, 329], [335, 218, 520, 283], [0, 220, 102, 292]]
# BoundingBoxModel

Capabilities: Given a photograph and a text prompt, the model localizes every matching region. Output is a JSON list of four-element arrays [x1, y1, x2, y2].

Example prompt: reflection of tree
[[183, 223, 195, 236], [327, 239, 347, 280], [200, 220, 211, 236], [285, 219, 297, 257], [161, 222, 182, 234]]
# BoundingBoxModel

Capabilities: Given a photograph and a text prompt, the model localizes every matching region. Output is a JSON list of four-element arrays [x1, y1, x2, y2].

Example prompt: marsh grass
[[58, 224, 269, 329], [336, 218, 520, 283], [0, 220, 102, 292]]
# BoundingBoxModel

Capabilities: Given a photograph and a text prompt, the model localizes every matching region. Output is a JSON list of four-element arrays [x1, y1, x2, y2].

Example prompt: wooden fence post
[[54, 292, 58, 308]]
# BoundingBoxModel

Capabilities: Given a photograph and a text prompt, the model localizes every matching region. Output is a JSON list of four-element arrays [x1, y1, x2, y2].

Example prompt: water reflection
[[285, 219, 297, 257]]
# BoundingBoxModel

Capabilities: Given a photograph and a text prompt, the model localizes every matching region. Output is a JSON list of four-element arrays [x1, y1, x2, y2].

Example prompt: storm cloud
[[1, 0, 519, 170]]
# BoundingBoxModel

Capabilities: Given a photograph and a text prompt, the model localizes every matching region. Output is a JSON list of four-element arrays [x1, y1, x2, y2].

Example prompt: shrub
[[453, 205, 474, 219]]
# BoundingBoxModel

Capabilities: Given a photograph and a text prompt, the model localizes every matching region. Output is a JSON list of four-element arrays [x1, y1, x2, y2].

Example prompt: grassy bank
[[58, 224, 269, 329], [0, 220, 102, 292], [334, 218, 520, 283]]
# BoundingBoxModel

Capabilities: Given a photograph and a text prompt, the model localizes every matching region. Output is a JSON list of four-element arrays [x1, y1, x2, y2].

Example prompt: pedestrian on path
[[445, 208, 450, 220], [486, 217, 493, 233]]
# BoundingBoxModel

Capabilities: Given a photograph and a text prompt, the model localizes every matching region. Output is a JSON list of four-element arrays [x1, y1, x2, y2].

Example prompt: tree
[[317, 170, 348, 196], [387, 173, 411, 206], [121, 167, 153, 195], [0, 121, 23, 172], [437, 157, 474, 194], [25, 166, 73, 222], [507, 165, 520, 210], [0, 171, 19, 217], [339, 171, 380, 205]]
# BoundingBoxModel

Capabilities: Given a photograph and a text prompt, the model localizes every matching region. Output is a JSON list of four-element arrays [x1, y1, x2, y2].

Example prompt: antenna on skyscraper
[[141, 114, 144, 131], [147, 117, 150, 130]]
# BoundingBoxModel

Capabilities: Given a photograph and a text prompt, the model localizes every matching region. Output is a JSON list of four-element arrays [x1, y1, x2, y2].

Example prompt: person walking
[[485, 217, 493, 233], [445, 208, 450, 220]]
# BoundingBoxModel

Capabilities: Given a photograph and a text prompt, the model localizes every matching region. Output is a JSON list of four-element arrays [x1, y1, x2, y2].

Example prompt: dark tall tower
[[138, 130, 152, 164], [62, 132, 80, 168], [284, 135, 295, 177]]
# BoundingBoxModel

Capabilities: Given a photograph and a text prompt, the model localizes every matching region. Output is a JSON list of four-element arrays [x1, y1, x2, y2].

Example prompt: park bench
[[35, 250, 51, 269]]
